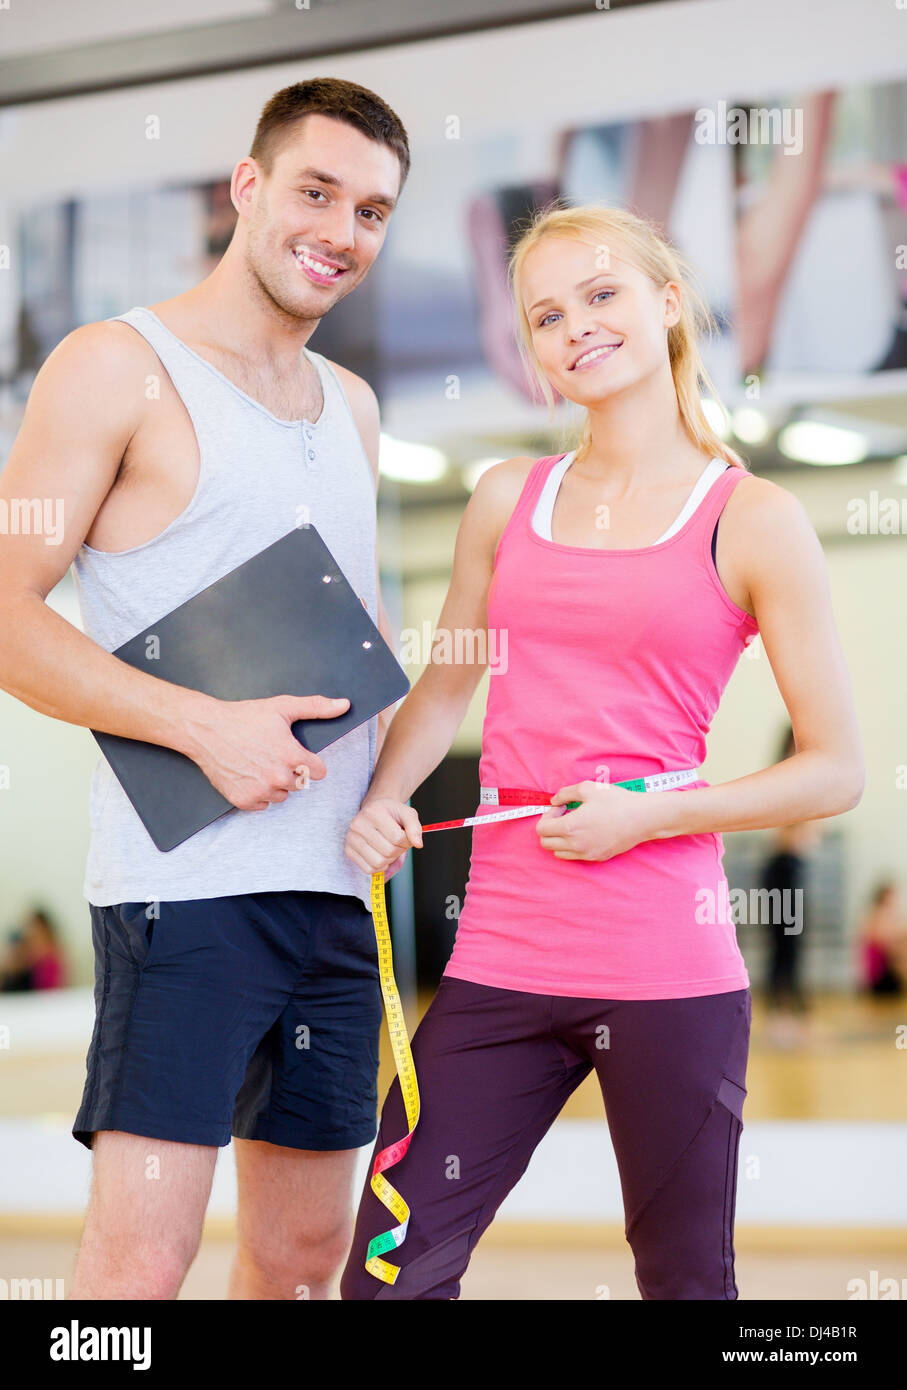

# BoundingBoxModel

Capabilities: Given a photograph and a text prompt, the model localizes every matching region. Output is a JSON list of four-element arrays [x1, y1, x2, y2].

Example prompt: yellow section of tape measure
[[367, 871, 421, 1284]]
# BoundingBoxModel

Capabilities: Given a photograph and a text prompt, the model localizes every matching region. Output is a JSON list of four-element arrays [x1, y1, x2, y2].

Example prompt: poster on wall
[[3, 78, 906, 452]]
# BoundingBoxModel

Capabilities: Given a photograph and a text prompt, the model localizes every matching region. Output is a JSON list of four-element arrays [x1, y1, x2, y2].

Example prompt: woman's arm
[[344, 458, 532, 873], [655, 476, 864, 832], [539, 477, 864, 861]]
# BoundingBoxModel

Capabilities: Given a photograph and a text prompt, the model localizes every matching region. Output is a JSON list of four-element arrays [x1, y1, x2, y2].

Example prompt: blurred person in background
[[858, 880, 907, 996], [0, 929, 32, 992], [759, 725, 824, 1046], [0, 908, 67, 991]]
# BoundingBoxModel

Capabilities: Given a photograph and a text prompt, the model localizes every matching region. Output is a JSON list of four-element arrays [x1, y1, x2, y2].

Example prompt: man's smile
[[292, 246, 350, 285]]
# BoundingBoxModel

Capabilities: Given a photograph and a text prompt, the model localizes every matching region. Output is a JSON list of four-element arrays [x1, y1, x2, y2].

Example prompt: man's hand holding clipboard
[[91, 526, 409, 853], [182, 691, 351, 813]]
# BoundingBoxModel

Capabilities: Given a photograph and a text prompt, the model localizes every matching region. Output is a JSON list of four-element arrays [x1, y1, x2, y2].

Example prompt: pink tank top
[[444, 454, 759, 1000]]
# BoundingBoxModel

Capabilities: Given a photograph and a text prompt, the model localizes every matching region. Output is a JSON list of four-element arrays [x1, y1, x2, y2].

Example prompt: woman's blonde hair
[[508, 202, 747, 469]]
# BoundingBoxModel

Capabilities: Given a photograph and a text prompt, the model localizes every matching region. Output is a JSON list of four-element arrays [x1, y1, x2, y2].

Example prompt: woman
[[858, 880, 906, 996], [759, 725, 823, 1037], [340, 205, 864, 1301]]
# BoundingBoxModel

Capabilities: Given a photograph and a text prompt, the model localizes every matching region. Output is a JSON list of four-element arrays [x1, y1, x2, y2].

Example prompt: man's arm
[[329, 361, 397, 757], [0, 322, 209, 746], [0, 324, 344, 811]]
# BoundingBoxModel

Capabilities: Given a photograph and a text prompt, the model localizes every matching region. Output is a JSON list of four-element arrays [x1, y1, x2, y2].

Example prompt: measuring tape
[[420, 769, 700, 832], [365, 869, 421, 1285], [365, 765, 699, 1283]]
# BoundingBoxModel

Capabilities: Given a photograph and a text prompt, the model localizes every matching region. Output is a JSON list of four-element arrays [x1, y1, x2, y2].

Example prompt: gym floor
[[1, 992, 905, 1299]]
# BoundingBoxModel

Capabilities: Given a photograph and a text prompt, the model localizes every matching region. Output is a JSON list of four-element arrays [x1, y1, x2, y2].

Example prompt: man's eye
[[359, 209, 383, 223]]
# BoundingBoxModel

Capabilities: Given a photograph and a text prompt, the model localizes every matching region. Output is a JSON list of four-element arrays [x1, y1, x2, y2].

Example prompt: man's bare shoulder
[[22, 320, 151, 447], [36, 320, 155, 403], [322, 359, 380, 431], [324, 358, 376, 404], [320, 358, 379, 474], [49, 317, 153, 366]]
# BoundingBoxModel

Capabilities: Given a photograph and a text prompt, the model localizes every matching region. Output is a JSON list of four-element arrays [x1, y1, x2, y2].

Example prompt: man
[[0, 77, 409, 1300]]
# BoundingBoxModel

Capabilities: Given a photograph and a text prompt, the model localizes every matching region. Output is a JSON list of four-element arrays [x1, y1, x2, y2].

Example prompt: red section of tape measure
[[493, 787, 556, 805], [421, 787, 557, 832]]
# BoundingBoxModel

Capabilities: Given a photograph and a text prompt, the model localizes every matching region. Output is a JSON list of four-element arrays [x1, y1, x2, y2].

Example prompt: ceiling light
[[701, 398, 731, 439], [731, 407, 769, 445], [778, 421, 868, 466], [378, 434, 448, 483]]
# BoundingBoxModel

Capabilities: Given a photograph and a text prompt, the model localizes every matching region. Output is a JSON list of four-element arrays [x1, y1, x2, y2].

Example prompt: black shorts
[[73, 889, 382, 1152]]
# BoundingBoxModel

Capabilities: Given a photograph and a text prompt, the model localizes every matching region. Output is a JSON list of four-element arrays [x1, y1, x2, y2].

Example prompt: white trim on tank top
[[531, 451, 730, 545]]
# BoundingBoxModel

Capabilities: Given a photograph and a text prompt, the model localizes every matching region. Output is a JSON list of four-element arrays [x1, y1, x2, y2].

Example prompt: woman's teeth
[[573, 343, 621, 369]]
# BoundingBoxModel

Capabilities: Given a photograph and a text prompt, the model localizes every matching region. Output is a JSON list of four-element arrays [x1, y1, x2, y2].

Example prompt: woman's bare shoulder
[[473, 453, 540, 496], [470, 453, 546, 521], [722, 468, 806, 523], [455, 454, 545, 565], [719, 469, 827, 617]]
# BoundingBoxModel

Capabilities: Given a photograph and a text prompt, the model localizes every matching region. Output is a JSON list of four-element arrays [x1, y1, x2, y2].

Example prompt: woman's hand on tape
[[535, 780, 660, 861], [345, 796, 424, 876]]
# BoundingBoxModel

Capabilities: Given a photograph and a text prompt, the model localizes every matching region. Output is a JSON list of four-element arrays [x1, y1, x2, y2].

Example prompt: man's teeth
[[294, 250, 341, 278], [574, 344, 621, 368]]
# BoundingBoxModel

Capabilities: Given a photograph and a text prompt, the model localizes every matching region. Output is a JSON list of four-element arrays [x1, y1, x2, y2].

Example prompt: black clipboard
[[91, 525, 409, 852]]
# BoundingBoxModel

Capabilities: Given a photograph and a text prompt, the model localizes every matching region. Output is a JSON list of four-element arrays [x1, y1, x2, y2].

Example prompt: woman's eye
[[537, 290, 613, 328]]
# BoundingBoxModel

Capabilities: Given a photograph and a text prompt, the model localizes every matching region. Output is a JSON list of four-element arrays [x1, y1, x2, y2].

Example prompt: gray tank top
[[72, 306, 378, 908]]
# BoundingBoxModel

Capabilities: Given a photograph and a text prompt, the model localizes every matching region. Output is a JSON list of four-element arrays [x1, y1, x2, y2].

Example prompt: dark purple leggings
[[340, 978, 751, 1301]]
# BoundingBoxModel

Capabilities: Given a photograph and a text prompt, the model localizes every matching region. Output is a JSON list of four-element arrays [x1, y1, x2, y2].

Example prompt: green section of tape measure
[[368, 1230, 398, 1258], [564, 778, 646, 811]]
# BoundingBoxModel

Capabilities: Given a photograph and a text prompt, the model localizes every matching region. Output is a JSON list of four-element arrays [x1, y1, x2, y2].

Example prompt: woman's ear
[[663, 281, 683, 329]]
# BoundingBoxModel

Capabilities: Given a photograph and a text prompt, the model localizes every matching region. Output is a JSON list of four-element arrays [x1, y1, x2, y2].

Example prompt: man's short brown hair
[[250, 77, 410, 187]]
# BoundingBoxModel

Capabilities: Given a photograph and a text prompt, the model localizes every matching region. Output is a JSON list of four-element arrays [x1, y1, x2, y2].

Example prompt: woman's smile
[[569, 341, 624, 371]]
